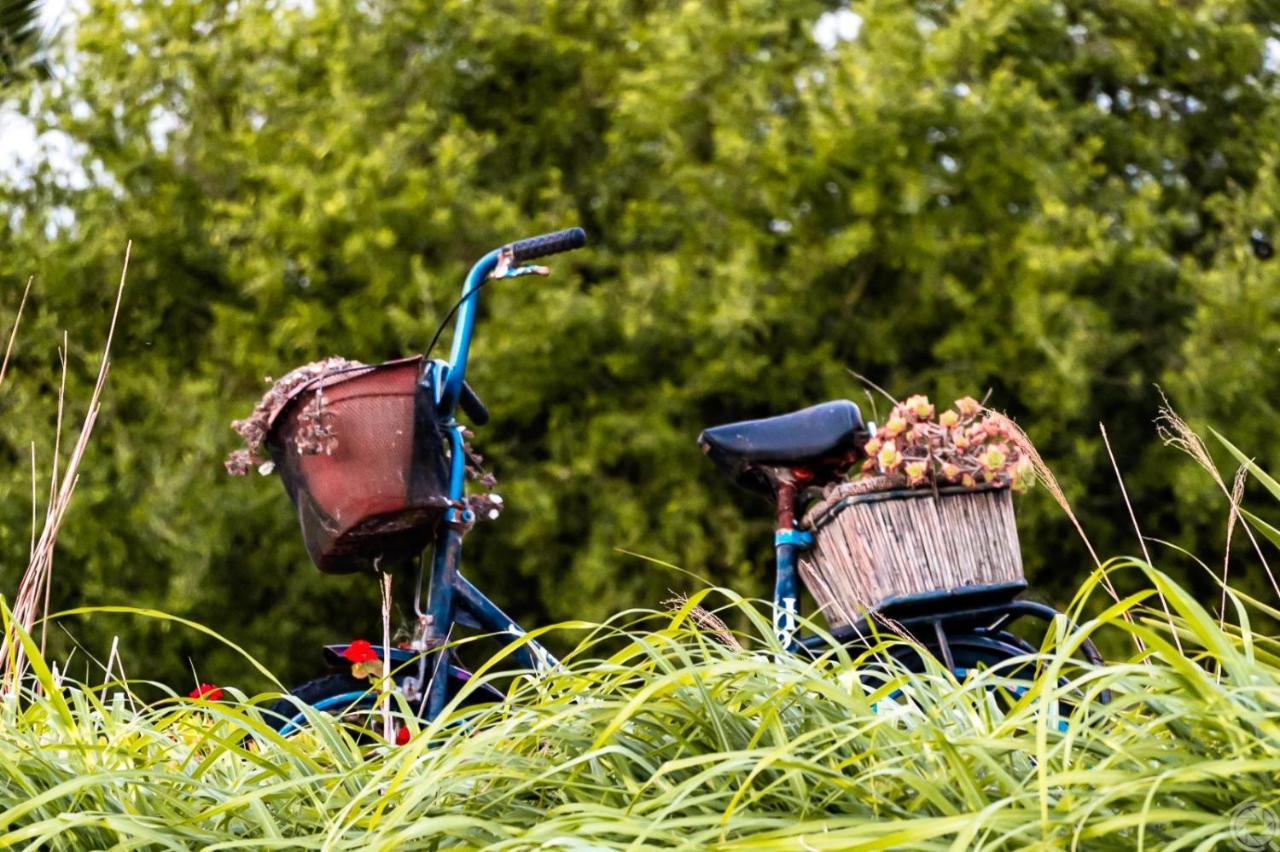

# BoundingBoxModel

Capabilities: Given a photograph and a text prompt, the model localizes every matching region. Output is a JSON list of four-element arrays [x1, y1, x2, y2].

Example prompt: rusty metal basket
[[798, 477, 1024, 630], [266, 356, 450, 574]]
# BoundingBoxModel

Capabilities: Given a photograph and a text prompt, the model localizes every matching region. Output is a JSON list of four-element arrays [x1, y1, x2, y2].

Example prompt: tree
[[1, 0, 1278, 689], [0, 0, 46, 86]]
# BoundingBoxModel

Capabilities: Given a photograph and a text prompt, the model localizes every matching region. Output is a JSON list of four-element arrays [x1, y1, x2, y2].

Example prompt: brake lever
[[489, 244, 550, 280], [492, 264, 550, 280]]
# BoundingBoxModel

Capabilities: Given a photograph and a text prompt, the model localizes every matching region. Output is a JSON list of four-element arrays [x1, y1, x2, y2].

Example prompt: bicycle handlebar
[[508, 227, 587, 262], [440, 227, 588, 422]]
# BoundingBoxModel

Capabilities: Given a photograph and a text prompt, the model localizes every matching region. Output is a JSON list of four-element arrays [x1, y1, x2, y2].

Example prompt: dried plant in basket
[[858, 395, 1035, 492], [800, 395, 1037, 630], [225, 356, 365, 476]]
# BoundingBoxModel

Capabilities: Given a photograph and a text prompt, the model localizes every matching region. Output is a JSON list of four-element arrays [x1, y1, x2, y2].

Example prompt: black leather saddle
[[698, 400, 867, 494]]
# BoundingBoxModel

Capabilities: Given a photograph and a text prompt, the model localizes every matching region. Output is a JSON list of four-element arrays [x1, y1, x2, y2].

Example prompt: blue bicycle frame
[[412, 230, 585, 721]]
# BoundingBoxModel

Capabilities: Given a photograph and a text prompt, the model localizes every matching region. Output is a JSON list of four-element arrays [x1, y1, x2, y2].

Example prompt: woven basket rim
[[803, 478, 1009, 532], [266, 355, 423, 434]]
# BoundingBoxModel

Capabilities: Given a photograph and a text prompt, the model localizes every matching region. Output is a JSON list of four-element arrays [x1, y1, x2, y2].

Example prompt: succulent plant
[[858, 395, 1035, 492]]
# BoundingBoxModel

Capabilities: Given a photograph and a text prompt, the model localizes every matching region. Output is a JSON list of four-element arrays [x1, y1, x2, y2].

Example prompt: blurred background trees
[[0, 0, 48, 85], [1, 0, 1279, 688]]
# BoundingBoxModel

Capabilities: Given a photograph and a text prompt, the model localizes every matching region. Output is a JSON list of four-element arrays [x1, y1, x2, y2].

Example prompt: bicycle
[[251, 227, 1104, 736]]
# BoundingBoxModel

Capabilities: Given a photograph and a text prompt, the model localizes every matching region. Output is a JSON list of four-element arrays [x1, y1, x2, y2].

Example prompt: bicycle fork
[[409, 423, 559, 722]]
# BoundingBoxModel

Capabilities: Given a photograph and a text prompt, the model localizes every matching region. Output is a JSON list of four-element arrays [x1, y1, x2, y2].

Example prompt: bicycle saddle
[[698, 400, 867, 494]]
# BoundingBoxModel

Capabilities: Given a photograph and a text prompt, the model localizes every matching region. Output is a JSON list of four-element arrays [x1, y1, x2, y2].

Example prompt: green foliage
[[2, 0, 1280, 687], [0, 0, 46, 85], [3, 562, 1280, 848]]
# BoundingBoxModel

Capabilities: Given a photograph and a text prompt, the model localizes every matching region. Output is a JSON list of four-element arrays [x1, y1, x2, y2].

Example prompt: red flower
[[342, 640, 379, 664], [188, 683, 223, 701], [396, 725, 411, 746]]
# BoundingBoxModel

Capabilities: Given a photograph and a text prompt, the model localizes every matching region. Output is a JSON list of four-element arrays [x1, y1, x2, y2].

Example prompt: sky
[[0, 0, 76, 188]]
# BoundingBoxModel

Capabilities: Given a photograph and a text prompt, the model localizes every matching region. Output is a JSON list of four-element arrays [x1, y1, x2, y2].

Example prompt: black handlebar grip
[[508, 227, 587, 263], [459, 380, 490, 426]]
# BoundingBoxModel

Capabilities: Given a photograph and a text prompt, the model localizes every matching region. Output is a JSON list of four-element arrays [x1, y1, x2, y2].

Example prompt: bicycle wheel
[[884, 629, 1038, 678], [858, 629, 1099, 731], [264, 672, 382, 736], [264, 663, 504, 736]]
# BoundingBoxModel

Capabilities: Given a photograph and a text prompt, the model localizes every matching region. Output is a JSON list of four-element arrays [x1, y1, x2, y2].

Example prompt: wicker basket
[[266, 357, 450, 574], [798, 478, 1024, 630]]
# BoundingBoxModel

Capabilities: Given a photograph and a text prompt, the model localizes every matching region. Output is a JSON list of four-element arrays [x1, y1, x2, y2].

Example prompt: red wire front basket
[[266, 357, 450, 573]]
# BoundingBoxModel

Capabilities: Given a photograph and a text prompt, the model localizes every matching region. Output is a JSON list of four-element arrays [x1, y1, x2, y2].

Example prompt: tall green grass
[[1, 291, 1276, 851], [0, 558, 1278, 849]]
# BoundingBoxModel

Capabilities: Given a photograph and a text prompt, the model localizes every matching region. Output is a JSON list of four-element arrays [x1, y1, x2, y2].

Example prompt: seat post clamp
[[775, 528, 815, 548]]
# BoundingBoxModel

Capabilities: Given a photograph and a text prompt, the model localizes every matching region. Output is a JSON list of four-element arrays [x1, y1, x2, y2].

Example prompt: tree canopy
[[0, 0, 47, 85], [2, 0, 1279, 688]]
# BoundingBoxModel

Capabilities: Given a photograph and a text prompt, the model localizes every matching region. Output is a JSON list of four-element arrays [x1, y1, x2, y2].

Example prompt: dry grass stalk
[[845, 369, 899, 408], [27, 443, 35, 563], [866, 608, 915, 644], [39, 336, 68, 659], [1100, 423, 1181, 653], [1156, 389, 1227, 486], [1155, 390, 1279, 600], [2, 244, 131, 689], [380, 568, 394, 743], [990, 415, 1126, 600], [982, 411, 1130, 602], [103, 637, 118, 686], [957, 412, 1146, 653], [1222, 465, 1248, 630], [663, 594, 743, 651], [102, 635, 137, 710], [0, 276, 32, 392]]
